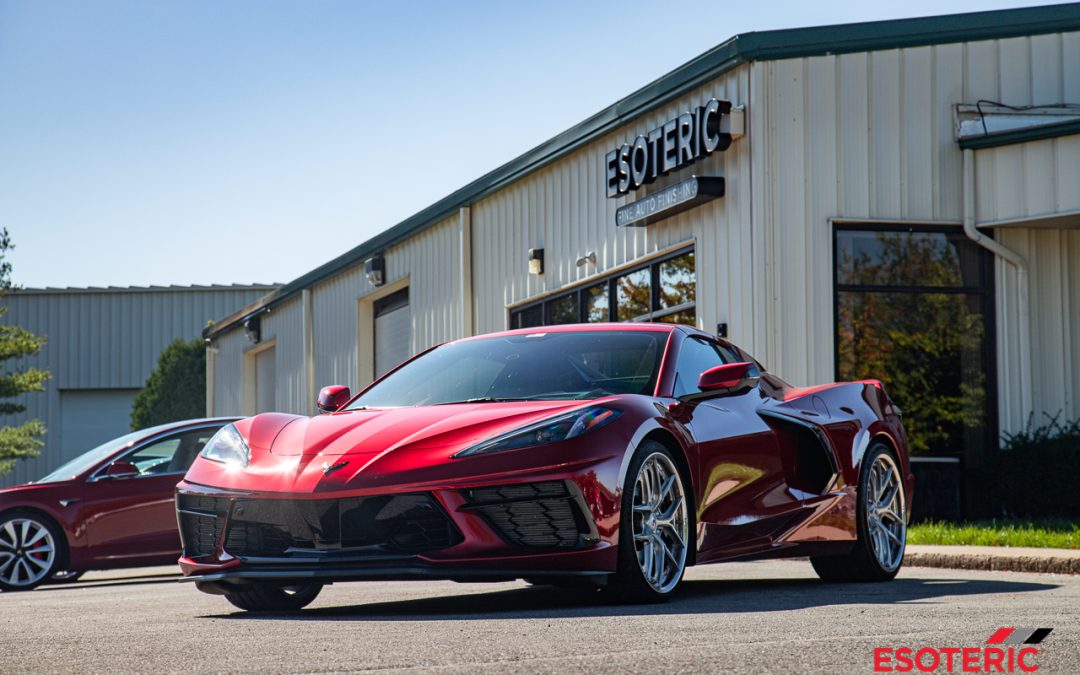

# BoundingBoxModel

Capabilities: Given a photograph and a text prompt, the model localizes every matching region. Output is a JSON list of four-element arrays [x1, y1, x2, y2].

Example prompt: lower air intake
[[462, 480, 598, 549]]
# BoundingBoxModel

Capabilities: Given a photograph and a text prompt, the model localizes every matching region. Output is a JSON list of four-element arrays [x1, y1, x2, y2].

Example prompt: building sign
[[616, 176, 725, 227], [606, 99, 735, 198]]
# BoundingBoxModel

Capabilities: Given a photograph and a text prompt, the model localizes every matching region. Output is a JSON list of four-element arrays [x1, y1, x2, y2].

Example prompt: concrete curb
[[905, 545, 1080, 575]]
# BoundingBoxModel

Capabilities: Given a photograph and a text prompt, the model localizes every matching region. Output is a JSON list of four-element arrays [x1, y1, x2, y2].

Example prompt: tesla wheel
[[0, 511, 63, 592], [811, 442, 906, 582], [608, 441, 691, 603], [223, 583, 323, 612]]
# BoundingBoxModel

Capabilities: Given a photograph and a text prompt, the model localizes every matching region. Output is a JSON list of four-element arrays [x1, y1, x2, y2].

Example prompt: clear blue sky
[[0, 0, 1053, 288]]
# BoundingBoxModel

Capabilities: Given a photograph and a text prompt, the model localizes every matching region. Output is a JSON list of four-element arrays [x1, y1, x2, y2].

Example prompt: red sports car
[[177, 324, 912, 611], [0, 417, 238, 591]]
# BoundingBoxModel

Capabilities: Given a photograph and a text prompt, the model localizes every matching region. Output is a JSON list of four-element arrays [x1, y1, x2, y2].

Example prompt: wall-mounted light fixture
[[576, 251, 597, 268], [528, 248, 544, 275], [243, 315, 262, 344], [364, 255, 385, 287]]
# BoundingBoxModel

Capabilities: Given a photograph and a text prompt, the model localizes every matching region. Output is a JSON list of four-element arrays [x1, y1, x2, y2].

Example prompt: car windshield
[[34, 429, 148, 483], [348, 330, 668, 408]]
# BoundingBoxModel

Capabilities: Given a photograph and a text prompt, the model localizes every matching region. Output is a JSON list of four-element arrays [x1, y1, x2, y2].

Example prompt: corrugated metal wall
[[1, 286, 271, 486], [471, 67, 754, 353], [207, 30, 1080, 443], [211, 215, 463, 417], [751, 31, 1080, 433], [975, 134, 1080, 224], [995, 228, 1080, 433]]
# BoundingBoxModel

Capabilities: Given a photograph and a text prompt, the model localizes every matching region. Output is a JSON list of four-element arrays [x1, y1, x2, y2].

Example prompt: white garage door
[[59, 389, 141, 463], [374, 289, 410, 378]]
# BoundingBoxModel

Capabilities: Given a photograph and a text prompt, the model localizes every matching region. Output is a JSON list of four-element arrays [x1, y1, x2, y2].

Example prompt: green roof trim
[[959, 117, 1080, 150], [207, 2, 1080, 339]]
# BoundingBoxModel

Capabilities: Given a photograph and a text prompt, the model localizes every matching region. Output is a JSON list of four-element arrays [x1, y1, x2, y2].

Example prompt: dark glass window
[[514, 304, 542, 329], [616, 268, 651, 321], [349, 330, 667, 406], [672, 337, 732, 397], [584, 284, 609, 322], [659, 251, 695, 308], [547, 294, 578, 325], [834, 226, 995, 466], [510, 247, 695, 329]]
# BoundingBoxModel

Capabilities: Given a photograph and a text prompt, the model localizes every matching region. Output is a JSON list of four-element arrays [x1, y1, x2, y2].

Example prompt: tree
[[0, 229, 50, 478], [130, 338, 206, 430]]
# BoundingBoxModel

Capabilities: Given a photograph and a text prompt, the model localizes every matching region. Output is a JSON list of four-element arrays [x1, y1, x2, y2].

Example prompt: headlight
[[453, 405, 622, 458], [200, 424, 251, 467]]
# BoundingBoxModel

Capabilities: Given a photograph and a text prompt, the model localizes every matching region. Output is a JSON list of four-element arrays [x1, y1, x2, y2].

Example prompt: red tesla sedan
[[178, 324, 911, 612], [0, 417, 238, 591]]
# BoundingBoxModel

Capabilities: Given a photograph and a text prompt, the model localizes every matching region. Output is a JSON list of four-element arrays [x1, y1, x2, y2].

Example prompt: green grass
[[908, 519, 1080, 549]]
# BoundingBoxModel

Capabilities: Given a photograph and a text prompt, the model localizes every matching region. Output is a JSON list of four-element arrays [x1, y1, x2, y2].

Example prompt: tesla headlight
[[453, 405, 622, 458], [200, 424, 251, 467]]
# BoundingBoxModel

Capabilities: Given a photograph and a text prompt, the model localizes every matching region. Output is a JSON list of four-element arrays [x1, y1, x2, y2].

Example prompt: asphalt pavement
[[2, 560, 1078, 674]]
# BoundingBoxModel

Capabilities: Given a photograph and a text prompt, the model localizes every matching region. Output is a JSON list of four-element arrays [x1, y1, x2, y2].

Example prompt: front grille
[[462, 480, 597, 549], [177, 494, 227, 560], [224, 493, 462, 558]]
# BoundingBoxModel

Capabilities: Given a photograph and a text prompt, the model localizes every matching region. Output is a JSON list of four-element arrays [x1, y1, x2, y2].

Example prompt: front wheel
[[811, 443, 907, 582], [0, 512, 63, 592], [223, 583, 323, 612], [607, 441, 691, 603]]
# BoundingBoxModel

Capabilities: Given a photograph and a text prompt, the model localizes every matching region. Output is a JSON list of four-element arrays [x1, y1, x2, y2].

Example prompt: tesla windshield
[[348, 330, 668, 408], [34, 429, 147, 483]]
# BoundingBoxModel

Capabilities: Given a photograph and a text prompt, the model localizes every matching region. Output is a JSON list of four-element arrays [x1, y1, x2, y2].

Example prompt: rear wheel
[[0, 511, 63, 592], [223, 583, 323, 612], [607, 441, 691, 603], [811, 443, 906, 582]]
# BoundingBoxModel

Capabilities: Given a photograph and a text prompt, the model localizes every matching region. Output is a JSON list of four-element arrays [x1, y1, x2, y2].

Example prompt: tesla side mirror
[[692, 362, 759, 398], [103, 460, 139, 479], [317, 385, 351, 413]]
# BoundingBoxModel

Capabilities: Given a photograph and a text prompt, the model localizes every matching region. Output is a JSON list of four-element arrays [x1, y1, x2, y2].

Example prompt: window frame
[[831, 222, 998, 463], [510, 245, 695, 329], [87, 422, 228, 483]]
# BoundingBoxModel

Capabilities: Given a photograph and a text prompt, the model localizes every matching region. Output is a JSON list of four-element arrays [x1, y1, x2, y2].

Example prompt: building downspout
[[962, 148, 1033, 426], [302, 288, 315, 416]]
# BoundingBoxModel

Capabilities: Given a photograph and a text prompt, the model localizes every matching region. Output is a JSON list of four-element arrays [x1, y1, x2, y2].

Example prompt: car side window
[[118, 428, 219, 477], [673, 337, 732, 397]]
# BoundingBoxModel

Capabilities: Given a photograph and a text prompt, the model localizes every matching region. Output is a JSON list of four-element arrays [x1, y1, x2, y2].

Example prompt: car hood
[[0, 479, 78, 503], [240, 401, 592, 458]]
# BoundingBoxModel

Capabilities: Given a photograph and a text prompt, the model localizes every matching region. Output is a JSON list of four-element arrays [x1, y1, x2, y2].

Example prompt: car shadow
[[35, 572, 180, 592], [207, 571, 1059, 622]]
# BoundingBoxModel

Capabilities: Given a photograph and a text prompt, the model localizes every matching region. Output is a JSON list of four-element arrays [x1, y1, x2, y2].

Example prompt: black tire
[[223, 583, 323, 612], [0, 510, 66, 592], [606, 440, 693, 603], [811, 442, 906, 582]]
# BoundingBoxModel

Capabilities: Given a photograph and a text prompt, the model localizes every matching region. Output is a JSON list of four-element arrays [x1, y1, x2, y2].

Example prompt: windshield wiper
[[433, 396, 520, 405]]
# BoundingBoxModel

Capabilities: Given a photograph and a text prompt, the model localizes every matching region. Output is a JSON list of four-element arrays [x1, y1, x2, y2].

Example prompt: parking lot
[[3, 559, 1078, 673]]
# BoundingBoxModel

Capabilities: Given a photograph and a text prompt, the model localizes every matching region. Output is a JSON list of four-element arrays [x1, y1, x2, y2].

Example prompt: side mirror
[[103, 460, 139, 479], [694, 361, 759, 397], [317, 385, 351, 413]]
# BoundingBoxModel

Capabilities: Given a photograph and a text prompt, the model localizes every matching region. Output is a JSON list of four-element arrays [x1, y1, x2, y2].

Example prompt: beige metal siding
[[995, 228, 1080, 433], [975, 134, 1080, 225], [751, 31, 1079, 421], [0, 286, 271, 486], [208, 216, 466, 417], [470, 67, 754, 353]]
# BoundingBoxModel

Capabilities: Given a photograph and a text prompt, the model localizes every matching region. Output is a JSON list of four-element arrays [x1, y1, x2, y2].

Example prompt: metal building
[[1, 284, 273, 487], [205, 4, 1080, 516]]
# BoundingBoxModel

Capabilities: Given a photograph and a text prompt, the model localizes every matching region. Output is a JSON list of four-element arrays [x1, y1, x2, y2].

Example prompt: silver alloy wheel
[[0, 517, 56, 588], [631, 452, 689, 593], [866, 453, 906, 572]]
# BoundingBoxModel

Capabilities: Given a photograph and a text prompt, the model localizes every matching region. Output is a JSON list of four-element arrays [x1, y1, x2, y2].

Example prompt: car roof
[[455, 322, 678, 343]]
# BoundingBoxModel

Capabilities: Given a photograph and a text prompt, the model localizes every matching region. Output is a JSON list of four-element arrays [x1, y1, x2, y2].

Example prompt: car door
[[82, 425, 221, 563], [671, 336, 798, 560]]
